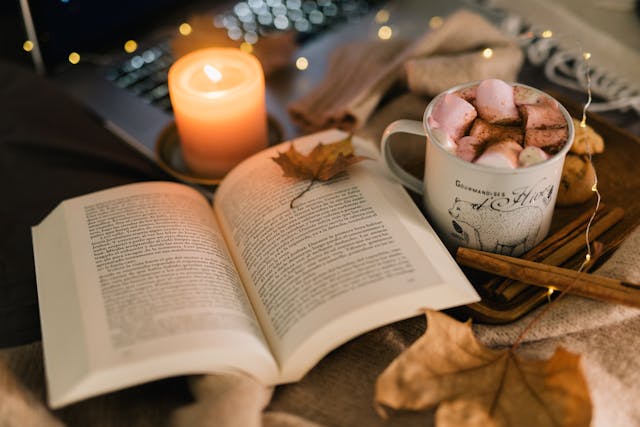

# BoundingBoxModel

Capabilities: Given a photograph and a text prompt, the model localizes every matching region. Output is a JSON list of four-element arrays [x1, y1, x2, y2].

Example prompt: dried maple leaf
[[375, 310, 592, 427], [272, 134, 367, 207]]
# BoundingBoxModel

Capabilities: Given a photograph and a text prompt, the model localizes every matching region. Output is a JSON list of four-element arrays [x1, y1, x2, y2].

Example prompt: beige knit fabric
[[474, 225, 640, 427], [288, 9, 523, 133], [0, 349, 63, 427]]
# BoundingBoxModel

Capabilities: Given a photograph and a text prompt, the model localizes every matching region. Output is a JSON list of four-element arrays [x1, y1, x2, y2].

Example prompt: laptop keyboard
[[104, 0, 378, 113], [105, 41, 175, 112]]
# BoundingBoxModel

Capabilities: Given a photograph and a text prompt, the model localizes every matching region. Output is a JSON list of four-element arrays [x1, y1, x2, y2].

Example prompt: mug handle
[[380, 119, 426, 195]]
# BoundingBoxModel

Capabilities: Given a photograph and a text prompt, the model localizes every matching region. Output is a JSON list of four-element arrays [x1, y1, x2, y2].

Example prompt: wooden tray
[[451, 99, 640, 324]]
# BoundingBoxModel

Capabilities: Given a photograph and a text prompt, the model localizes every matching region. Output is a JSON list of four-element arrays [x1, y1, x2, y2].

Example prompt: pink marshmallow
[[475, 78, 520, 124], [430, 126, 458, 153], [456, 136, 484, 162], [475, 139, 523, 169], [429, 93, 477, 141]]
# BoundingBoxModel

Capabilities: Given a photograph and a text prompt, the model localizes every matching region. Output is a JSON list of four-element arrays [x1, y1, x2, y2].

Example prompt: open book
[[32, 129, 479, 408]]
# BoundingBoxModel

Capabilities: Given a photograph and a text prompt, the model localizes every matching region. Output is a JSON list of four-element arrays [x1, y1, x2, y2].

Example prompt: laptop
[[19, 0, 381, 163]]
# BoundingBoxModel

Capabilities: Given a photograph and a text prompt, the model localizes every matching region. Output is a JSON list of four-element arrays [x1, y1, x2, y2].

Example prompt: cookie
[[570, 118, 604, 155], [556, 154, 596, 206]]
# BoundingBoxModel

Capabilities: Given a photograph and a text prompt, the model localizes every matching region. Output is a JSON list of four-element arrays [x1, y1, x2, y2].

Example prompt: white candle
[[168, 48, 268, 178]]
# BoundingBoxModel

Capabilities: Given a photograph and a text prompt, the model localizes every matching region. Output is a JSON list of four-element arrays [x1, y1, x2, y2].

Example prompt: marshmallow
[[475, 78, 520, 124], [430, 126, 458, 153], [519, 146, 549, 167], [475, 139, 523, 169], [524, 127, 569, 153], [429, 93, 477, 141], [456, 136, 484, 162], [513, 85, 544, 106], [519, 102, 566, 130]]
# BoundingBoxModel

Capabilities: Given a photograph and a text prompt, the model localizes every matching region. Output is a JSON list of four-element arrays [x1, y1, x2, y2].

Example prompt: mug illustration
[[448, 198, 543, 256]]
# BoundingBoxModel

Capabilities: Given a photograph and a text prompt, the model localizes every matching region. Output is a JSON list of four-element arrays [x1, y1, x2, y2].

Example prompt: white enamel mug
[[381, 82, 574, 256]]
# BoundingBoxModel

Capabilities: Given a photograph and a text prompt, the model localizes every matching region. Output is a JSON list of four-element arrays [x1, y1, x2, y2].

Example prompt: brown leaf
[[272, 134, 366, 182], [272, 135, 368, 207], [271, 144, 316, 180], [375, 310, 592, 427]]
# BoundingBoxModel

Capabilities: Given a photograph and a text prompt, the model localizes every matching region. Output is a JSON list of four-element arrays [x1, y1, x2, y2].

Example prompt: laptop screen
[[20, 0, 189, 74]]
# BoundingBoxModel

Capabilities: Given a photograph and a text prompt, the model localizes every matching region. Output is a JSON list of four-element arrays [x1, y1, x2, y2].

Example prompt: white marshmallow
[[519, 146, 549, 167]]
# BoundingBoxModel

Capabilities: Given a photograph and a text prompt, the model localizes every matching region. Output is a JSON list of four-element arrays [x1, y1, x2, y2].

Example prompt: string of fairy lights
[[19, 6, 433, 71], [18, 8, 510, 74]]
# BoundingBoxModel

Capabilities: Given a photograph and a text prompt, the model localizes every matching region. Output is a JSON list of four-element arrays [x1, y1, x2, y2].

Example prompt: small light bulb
[[583, 52, 592, 60], [295, 56, 309, 70], [585, 253, 591, 262], [377, 25, 392, 40], [22, 40, 34, 52], [68, 52, 80, 64], [482, 48, 493, 59], [375, 9, 390, 24], [541, 30, 553, 39], [240, 42, 253, 54], [547, 288, 555, 296], [179, 23, 193, 36], [429, 16, 443, 29], [124, 40, 138, 54]]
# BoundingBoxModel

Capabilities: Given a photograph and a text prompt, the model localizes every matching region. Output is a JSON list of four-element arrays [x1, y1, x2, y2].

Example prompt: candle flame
[[203, 64, 222, 83]]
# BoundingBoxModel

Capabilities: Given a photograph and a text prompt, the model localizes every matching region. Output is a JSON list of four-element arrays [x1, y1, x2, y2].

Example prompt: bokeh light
[[377, 25, 392, 40], [295, 56, 309, 70], [68, 52, 80, 64], [429, 16, 443, 29], [375, 9, 390, 24], [124, 40, 138, 53], [179, 23, 193, 36]]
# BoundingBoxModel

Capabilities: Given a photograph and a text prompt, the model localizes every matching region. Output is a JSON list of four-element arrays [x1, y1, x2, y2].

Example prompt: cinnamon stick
[[494, 207, 624, 299], [457, 247, 640, 308], [543, 207, 624, 266], [483, 205, 607, 295]]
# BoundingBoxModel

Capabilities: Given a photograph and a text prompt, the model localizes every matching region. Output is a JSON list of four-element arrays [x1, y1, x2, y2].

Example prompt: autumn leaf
[[375, 310, 592, 427], [272, 134, 368, 207]]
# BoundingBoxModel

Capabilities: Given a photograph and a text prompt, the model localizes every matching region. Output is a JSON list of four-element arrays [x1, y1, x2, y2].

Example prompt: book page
[[214, 129, 479, 381], [32, 181, 277, 407]]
